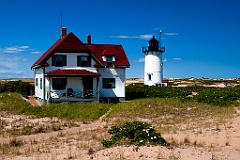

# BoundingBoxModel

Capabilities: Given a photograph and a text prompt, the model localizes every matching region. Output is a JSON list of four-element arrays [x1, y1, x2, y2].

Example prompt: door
[[83, 77, 93, 97]]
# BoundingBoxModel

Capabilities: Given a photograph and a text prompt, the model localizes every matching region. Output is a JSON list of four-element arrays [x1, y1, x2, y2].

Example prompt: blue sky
[[0, 0, 240, 79]]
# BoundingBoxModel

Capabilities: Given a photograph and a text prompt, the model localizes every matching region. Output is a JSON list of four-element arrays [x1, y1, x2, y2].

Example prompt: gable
[[31, 33, 96, 69], [31, 31, 130, 69]]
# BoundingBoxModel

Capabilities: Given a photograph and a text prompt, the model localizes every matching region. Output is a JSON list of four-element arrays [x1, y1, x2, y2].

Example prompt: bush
[[126, 84, 191, 100], [0, 80, 34, 96], [126, 84, 240, 107], [102, 121, 168, 148], [194, 87, 240, 107]]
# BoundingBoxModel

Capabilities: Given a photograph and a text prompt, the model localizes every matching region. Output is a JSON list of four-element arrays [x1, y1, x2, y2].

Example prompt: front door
[[83, 77, 93, 97]]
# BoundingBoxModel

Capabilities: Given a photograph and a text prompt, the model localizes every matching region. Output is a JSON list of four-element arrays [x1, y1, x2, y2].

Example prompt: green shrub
[[194, 87, 240, 107], [102, 121, 168, 148], [126, 84, 240, 107], [0, 80, 34, 96], [126, 84, 191, 100]]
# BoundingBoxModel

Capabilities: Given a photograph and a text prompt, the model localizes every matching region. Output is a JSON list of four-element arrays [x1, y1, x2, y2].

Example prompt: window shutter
[[52, 56, 55, 66], [63, 55, 67, 66], [77, 56, 80, 66], [87, 56, 91, 67]]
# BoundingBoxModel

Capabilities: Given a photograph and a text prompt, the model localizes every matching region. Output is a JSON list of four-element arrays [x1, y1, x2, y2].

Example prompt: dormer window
[[106, 56, 113, 62], [103, 55, 115, 67], [52, 55, 67, 67]]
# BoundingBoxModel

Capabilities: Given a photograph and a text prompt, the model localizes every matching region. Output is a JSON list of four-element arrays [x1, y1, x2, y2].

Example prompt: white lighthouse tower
[[142, 31, 165, 86]]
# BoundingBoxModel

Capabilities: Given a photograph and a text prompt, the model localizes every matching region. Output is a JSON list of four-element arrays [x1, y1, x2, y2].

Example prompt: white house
[[31, 28, 130, 104]]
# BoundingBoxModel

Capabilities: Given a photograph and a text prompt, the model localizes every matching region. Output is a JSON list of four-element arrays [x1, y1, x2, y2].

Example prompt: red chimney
[[61, 27, 67, 39], [87, 34, 91, 45]]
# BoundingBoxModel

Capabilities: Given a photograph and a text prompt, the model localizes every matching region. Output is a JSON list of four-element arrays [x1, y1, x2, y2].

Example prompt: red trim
[[162, 79, 168, 83], [46, 69, 100, 76]]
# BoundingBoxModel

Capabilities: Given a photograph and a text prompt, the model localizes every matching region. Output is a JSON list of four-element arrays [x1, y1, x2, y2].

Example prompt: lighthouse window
[[147, 73, 152, 81]]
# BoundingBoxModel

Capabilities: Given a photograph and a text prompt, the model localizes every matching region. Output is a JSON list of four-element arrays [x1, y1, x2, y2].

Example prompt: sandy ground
[[0, 103, 240, 159]]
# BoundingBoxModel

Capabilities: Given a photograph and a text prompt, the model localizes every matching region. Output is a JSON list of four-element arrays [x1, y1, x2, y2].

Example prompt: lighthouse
[[142, 31, 165, 86]]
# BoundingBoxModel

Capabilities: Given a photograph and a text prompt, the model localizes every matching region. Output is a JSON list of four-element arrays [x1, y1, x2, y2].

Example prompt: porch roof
[[46, 69, 101, 77]]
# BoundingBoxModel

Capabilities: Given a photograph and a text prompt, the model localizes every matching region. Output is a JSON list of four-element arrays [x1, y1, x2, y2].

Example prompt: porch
[[45, 69, 101, 104], [47, 89, 99, 104], [50, 96, 99, 103]]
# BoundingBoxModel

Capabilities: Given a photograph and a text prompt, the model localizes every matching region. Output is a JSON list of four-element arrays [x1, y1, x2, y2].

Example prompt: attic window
[[106, 56, 113, 62], [104, 55, 115, 67]]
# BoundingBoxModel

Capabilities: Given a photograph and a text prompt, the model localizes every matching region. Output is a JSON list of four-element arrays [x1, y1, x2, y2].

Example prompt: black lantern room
[[142, 36, 165, 53], [148, 36, 159, 51]]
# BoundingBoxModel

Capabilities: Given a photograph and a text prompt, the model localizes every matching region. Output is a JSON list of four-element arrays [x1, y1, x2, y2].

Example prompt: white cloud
[[31, 51, 41, 54], [138, 34, 153, 40], [3, 45, 30, 54], [19, 46, 30, 49], [0, 57, 23, 69], [173, 58, 182, 61], [164, 33, 179, 36], [152, 28, 161, 30], [112, 34, 153, 40], [4, 47, 23, 53], [0, 45, 36, 79], [163, 58, 167, 62], [135, 58, 145, 62], [0, 70, 32, 78]]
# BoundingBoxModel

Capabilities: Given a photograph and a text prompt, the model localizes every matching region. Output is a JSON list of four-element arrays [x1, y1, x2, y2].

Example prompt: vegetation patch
[[0, 92, 110, 122], [106, 98, 235, 132], [0, 80, 34, 97], [102, 121, 168, 148], [126, 84, 240, 107]]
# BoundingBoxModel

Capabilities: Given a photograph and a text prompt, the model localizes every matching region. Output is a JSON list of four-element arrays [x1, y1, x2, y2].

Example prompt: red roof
[[31, 32, 130, 68], [46, 69, 100, 77], [87, 44, 130, 67]]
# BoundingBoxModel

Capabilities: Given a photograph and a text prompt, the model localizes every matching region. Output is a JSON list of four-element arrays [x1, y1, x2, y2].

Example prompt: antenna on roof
[[60, 12, 63, 29], [159, 30, 162, 47]]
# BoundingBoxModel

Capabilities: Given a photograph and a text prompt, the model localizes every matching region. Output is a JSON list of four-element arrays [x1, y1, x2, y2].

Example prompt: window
[[35, 78, 38, 86], [105, 56, 114, 67], [147, 73, 152, 81], [52, 55, 67, 67], [77, 56, 91, 67], [102, 78, 115, 88], [106, 56, 113, 62], [40, 78, 42, 89], [52, 78, 66, 90]]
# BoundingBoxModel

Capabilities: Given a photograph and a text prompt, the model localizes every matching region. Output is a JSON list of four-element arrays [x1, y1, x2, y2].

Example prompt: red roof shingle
[[87, 44, 130, 67], [31, 32, 130, 69], [46, 69, 100, 76]]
